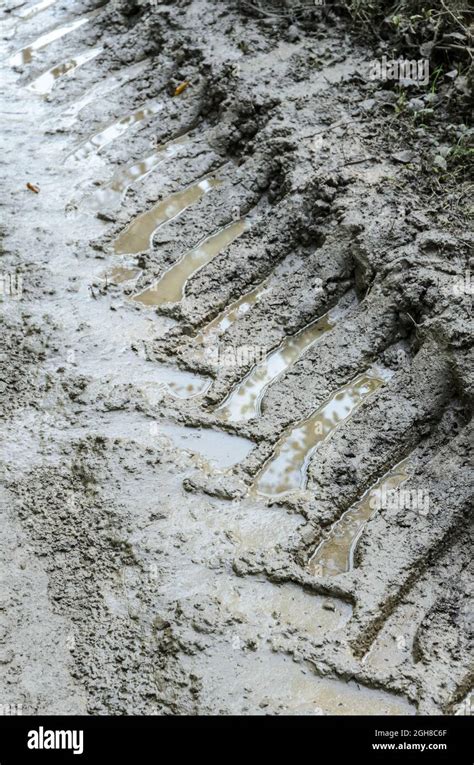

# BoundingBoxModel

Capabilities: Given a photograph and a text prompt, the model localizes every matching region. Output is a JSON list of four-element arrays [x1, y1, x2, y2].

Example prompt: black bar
[[0, 715, 470, 762]]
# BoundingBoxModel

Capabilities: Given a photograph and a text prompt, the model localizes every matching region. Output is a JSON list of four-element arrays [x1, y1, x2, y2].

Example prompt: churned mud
[[0, 0, 472, 717]]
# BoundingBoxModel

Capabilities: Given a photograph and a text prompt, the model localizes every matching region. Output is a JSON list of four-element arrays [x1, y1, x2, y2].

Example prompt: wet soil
[[0, 0, 472, 716]]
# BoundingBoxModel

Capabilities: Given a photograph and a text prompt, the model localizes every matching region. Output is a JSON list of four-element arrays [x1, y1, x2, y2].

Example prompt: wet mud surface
[[0, 0, 472, 716]]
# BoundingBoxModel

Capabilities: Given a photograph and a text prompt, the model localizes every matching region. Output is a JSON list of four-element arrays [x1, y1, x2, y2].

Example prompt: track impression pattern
[[1, 0, 472, 716]]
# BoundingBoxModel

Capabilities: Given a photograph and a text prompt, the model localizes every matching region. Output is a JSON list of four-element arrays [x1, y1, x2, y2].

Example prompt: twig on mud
[[405, 311, 423, 329], [335, 156, 376, 168], [440, 1, 471, 35], [303, 119, 357, 140]]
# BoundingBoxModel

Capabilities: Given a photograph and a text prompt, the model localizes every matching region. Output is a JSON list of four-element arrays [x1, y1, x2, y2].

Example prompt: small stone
[[374, 90, 397, 104], [360, 99, 376, 112], [153, 615, 170, 631], [454, 76, 469, 96], [433, 155, 447, 172], [407, 98, 425, 112], [96, 211, 116, 223], [438, 145, 451, 158], [392, 150, 416, 164], [287, 25, 300, 42]]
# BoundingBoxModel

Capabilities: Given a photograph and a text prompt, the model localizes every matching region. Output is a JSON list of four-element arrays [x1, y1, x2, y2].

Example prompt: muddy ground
[[0, 0, 472, 715]]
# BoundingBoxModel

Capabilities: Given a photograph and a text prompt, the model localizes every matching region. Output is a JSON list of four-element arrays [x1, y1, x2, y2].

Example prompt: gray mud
[[0, 0, 472, 715]]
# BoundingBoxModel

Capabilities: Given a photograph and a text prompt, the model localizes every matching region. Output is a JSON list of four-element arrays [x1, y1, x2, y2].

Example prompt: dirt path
[[0, 0, 472, 716]]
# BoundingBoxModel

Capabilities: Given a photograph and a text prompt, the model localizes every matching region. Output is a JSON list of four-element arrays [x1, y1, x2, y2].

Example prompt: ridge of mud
[[0, 0, 471, 716]]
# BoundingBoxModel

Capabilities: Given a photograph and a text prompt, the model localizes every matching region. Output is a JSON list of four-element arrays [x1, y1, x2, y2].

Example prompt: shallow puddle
[[46, 59, 148, 130], [123, 369, 211, 402], [81, 352, 210, 402], [284, 675, 415, 716], [9, 15, 93, 66], [133, 218, 246, 307], [216, 311, 334, 422], [70, 99, 163, 161], [252, 372, 385, 498], [62, 301, 211, 401], [105, 266, 141, 284], [219, 498, 306, 555], [113, 177, 222, 256], [160, 376, 210, 400], [194, 280, 271, 344], [155, 422, 254, 470], [222, 578, 352, 637], [362, 602, 420, 672], [28, 47, 102, 95], [17, 0, 57, 20], [307, 459, 410, 577], [194, 646, 415, 715], [89, 134, 192, 210], [193, 256, 306, 345]]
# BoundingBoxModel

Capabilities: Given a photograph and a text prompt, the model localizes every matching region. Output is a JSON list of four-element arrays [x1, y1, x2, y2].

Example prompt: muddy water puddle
[[43, 60, 149, 130], [216, 311, 335, 422], [221, 578, 351, 637], [195, 280, 271, 345], [17, 0, 58, 20], [84, 355, 210, 399], [308, 459, 411, 577], [209, 498, 305, 555], [154, 422, 253, 470], [80, 350, 211, 402], [62, 300, 211, 401], [70, 99, 163, 161], [88, 135, 192, 210], [193, 254, 306, 345], [9, 14, 94, 66], [193, 647, 415, 715], [154, 375, 210, 400], [40, 409, 250, 471], [360, 547, 460, 671], [253, 372, 385, 497], [27, 46, 102, 95], [133, 218, 246, 307], [362, 602, 420, 672], [104, 266, 141, 284], [113, 177, 222, 256]]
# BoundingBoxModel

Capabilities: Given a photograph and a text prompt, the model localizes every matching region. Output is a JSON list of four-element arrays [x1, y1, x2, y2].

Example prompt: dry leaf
[[174, 81, 189, 96]]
